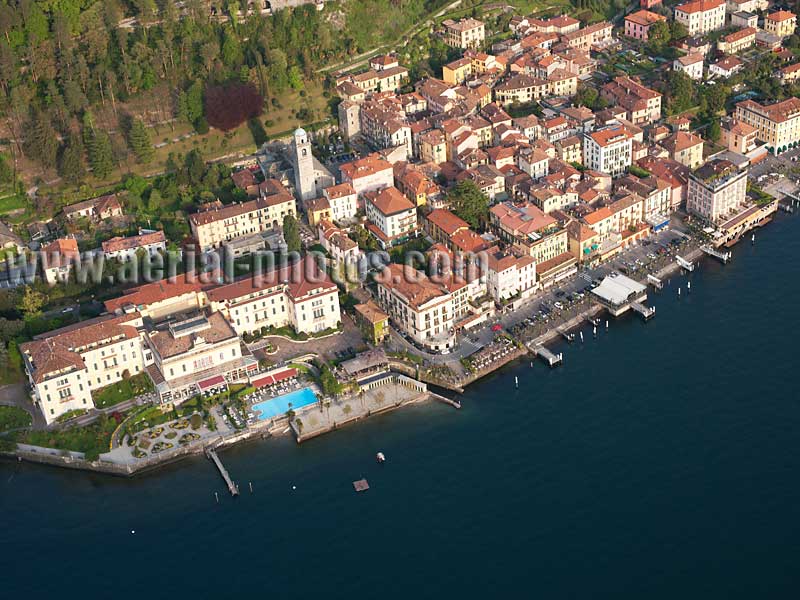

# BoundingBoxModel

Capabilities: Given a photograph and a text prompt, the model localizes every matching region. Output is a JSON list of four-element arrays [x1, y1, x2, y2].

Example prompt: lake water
[[2, 215, 799, 599]]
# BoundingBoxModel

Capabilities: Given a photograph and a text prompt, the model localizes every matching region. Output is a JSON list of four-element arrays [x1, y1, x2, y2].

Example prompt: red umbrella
[[491, 324, 502, 332]]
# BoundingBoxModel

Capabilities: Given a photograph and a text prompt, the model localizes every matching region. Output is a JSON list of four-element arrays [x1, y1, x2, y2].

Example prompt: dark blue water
[[3, 216, 800, 599]]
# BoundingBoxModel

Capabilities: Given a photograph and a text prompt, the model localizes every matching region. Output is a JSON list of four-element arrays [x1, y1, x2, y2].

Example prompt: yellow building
[[442, 17, 485, 49], [354, 300, 390, 345], [735, 97, 800, 155], [443, 57, 472, 84], [764, 10, 797, 37], [661, 131, 704, 169], [305, 197, 332, 227]]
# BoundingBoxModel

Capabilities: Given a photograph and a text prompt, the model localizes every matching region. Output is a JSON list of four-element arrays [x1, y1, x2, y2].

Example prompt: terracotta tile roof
[[766, 10, 796, 22], [102, 231, 166, 254], [375, 263, 450, 309], [625, 9, 666, 26], [661, 131, 703, 153], [21, 314, 140, 383], [324, 182, 356, 199], [104, 272, 215, 313], [340, 153, 393, 182], [364, 186, 414, 216], [675, 0, 724, 14], [148, 311, 237, 360], [426, 209, 469, 236]]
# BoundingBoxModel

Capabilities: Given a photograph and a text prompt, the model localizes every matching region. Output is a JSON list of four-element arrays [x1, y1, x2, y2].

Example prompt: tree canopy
[[447, 180, 490, 230]]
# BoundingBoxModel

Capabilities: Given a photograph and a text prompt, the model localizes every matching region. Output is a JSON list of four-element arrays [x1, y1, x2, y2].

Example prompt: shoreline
[[0, 234, 750, 478]]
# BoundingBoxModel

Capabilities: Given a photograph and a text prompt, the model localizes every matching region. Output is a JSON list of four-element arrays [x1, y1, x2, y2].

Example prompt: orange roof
[[588, 127, 631, 148], [766, 10, 796, 22], [675, 0, 724, 14], [340, 153, 393, 181], [426, 209, 469, 236], [366, 186, 415, 216], [583, 206, 613, 226], [625, 9, 666, 26], [324, 182, 356, 199]]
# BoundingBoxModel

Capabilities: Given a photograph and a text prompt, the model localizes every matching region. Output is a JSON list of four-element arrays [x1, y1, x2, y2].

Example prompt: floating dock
[[353, 479, 370, 492], [207, 448, 239, 496], [630, 301, 656, 320], [676, 256, 695, 271], [701, 245, 732, 263], [533, 345, 563, 367]]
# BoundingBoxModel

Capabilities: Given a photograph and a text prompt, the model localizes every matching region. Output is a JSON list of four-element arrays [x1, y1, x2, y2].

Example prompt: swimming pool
[[251, 387, 318, 420]]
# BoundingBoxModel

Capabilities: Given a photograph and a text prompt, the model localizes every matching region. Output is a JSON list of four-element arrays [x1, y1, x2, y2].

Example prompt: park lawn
[[92, 373, 154, 409], [263, 81, 333, 138], [0, 406, 32, 433], [19, 415, 119, 461]]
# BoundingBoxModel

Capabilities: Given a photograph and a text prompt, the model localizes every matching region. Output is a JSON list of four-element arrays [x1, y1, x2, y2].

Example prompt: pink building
[[624, 10, 667, 41], [641, 0, 662, 8]]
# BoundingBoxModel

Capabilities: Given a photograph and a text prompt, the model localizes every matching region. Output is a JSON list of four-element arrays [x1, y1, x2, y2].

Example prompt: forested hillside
[[0, 0, 450, 199]]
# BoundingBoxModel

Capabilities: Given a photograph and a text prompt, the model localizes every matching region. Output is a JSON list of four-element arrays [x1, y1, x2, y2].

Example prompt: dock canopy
[[592, 273, 646, 307]]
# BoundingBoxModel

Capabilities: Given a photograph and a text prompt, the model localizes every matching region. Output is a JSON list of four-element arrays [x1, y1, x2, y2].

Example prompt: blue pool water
[[252, 387, 318, 420]]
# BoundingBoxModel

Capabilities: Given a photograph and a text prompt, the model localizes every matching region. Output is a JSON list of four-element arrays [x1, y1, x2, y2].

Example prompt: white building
[[375, 263, 456, 352], [102, 230, 166, 262], [206, 259, 342, 336], [339, 153, 395, 197], [583, 127, 633, 177], [673, 53, 704, 80], [517, 147, 550, 180], [486, 248, 537, 303], [364, 186, 418, 248], [687, 158, 748, 222], [21, 314, 147, 425], [674, 0, 726, 36], [291, 128, 316, 202], [323, 182, 359, 222], [189, 190, 297, 251]]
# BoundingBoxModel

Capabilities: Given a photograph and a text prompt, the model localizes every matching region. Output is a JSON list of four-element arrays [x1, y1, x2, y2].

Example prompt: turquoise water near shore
[[3, 216, 800, 598]]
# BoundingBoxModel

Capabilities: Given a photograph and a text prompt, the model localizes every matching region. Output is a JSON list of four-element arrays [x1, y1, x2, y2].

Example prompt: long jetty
[[207, 448, 239, 496]]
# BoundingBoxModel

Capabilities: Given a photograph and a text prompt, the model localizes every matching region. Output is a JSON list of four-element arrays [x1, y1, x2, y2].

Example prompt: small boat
[[376, 452, 386, 463]]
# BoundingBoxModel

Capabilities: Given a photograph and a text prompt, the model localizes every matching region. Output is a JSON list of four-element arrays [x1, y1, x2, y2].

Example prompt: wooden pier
[[533, 345, 563, 367], [701, 245, 732, 263], [206, 448, 239, 496]]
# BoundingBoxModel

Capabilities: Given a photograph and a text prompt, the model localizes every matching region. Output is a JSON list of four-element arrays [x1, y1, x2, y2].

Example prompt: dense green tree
[[58, 133, 86, 185], [22, 107, 59, 170], [88, 130, 114, 180], [707, 120, 721, 143], [666, 70, 695, 115], [127, 118, 155, 164], [447, 180, 490, 230], [283, 213, 301, 253]]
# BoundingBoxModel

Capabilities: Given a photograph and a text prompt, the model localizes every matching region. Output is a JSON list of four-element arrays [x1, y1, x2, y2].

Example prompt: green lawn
[[0, 193, 27, 215], [92, 373, 154, 409], [0, 406, 32, 434]]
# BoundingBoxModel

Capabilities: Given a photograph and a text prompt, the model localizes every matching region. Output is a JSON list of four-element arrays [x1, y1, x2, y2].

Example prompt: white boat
[[376, 452, 386, 463]]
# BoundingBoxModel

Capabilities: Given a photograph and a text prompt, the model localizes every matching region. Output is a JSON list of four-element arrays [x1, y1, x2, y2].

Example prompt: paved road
[[0, 383, 44, 430]]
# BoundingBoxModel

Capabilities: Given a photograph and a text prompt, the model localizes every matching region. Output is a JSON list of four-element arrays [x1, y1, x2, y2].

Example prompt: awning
[[251, 368, 297, 388], [199, 375, 226, 390]]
